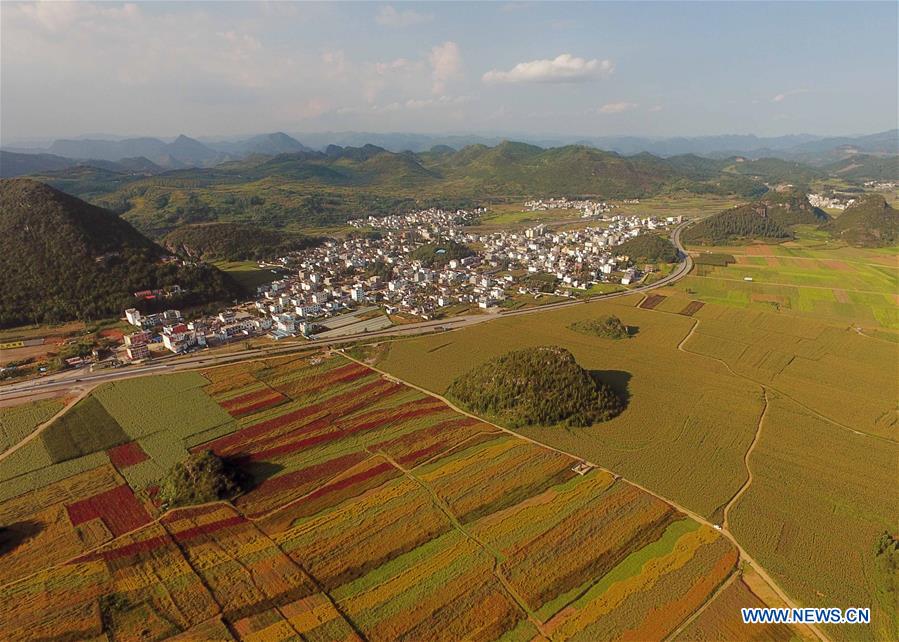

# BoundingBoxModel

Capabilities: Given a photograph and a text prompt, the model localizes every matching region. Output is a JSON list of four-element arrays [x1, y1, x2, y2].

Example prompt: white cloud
[[483, 54, 613, 84], [429, 41, 462, 94], [648, 105, 663, 113], [599, 101, 638, 114], [374, 57, 424, 75], [771, 89, 808, 103], [375, 5, 432, 27]]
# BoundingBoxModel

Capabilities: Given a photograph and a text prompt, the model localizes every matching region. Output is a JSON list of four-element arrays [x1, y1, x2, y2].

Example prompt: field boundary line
[[663, 568, 739, 642], [0, 385, 94, 463], [665, 308, 892, 444], [374, 451, 551, 640]]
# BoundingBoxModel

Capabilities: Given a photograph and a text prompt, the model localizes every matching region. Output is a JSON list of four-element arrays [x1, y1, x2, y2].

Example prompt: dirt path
[[0, 384, 93, 462], [671, 311, 889, 444], [722, 388, 769, 531], [339, 351, 830, 642]]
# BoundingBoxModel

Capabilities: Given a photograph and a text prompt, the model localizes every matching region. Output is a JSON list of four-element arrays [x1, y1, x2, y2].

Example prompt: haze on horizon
[[1, 1, 897, 144]]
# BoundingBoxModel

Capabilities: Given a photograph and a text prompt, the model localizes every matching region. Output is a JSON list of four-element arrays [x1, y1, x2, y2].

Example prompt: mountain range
[[3, 129, 895, 175]]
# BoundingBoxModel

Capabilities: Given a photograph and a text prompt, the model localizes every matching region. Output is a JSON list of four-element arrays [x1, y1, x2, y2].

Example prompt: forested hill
[[0, 179, 239, 328], [447, 346, 623, 427], [683, 204, 794, 245], [163, 222, 321, 261], [823, 195, 898, 247], [683, 192, 829, 245]]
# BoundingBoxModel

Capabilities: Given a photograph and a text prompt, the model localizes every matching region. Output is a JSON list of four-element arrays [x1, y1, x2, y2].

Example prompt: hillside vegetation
[[823, 195, 898, 247], [615, 234, 679, 263], [683, 192, 827, 245], [447, 346, 623, 427], [163, 222, 321, 261], [0, 179, 239, 328], [158, 450, 242, 507], [24, 141, 773, 236], [409, 240, 475, 267]]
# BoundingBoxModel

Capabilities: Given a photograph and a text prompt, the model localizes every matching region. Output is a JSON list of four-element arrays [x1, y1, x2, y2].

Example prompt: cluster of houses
[[347, 207, 484, 230], [808, 193, 856, 210], [116, 204, 680, 360], [523, 197, 619, 218], [122, 306, 266, 359]]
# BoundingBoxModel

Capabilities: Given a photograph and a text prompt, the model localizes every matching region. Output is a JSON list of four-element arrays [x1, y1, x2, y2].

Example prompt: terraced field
[[0, 353, 774, 640]]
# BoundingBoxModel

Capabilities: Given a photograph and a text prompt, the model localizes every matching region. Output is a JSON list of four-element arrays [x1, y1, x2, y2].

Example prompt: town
[[114, 205, 681, 363]]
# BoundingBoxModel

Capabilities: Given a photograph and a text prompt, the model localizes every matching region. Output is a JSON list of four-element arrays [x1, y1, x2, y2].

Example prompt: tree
[[158, 450, 241, 507]]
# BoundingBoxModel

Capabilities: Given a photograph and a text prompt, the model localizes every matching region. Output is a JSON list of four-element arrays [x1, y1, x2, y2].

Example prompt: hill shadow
[[0, 520, 44, 556], [590, 369, 632, 410], [227, 456, 284, 490]]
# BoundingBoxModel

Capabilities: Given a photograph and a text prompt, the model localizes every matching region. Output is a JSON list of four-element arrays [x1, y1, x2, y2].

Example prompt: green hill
[[683, 193, 829, 245], [726, 157, 825, 186], [409, 240, 475, 267], [823, 195, 898, 247], [825, 154, 899, 182], [163, 222, 321, 261], [684, 204, 793, 245], [758, 191, 830, 226], [615, 234, 679, 263], [0, 179, 239, 328], [447, 346, 623, 427]]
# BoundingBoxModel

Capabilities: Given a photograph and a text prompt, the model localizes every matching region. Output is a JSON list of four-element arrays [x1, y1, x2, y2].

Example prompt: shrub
[[569, 315, 631, 340]]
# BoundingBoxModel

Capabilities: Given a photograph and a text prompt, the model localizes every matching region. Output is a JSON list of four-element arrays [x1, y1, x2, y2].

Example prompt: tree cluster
[[448, 346, 623, 428]]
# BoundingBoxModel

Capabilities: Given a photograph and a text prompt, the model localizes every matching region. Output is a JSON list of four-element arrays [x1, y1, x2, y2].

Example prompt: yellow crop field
[[728, 394, 899, 642], [375, 298, 764, 519]]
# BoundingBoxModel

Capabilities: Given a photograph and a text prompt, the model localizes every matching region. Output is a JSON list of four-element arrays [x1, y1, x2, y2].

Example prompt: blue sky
[[2, 1, 896, 141]]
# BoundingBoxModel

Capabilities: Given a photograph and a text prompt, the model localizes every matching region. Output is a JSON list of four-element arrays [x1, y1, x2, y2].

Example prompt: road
[[0, 222, 692, 402]]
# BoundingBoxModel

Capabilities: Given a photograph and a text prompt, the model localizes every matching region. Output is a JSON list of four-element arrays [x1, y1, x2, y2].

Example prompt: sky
[[1, 1, 897, 143]]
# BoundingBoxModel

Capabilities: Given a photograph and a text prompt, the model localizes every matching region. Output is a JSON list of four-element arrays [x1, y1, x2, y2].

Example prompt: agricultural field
[[0, 398, 63, 452], [727, 394, 898, 641], [670, 226, 899, 331], [372, 290, 897, 640], [0, 351, 797, 641]]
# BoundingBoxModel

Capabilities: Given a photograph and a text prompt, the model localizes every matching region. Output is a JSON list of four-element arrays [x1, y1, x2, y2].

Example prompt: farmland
[[670, 225, 899, 331], [0, 352, 793, 640]]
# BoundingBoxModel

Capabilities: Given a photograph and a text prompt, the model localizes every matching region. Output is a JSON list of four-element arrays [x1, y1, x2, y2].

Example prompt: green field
[[0, 398, 63, 452], [673, 226, 899, 330]]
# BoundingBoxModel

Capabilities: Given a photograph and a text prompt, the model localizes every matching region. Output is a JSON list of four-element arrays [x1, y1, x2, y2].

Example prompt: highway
[[1, 222, 693, 402]]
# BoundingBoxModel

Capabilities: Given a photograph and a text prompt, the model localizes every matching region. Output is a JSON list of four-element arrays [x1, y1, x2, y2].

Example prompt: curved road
[[0, 222, 693, 402]]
